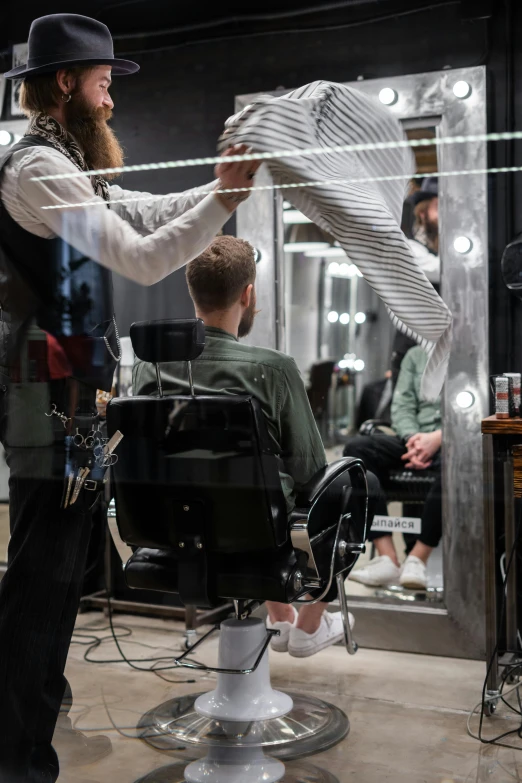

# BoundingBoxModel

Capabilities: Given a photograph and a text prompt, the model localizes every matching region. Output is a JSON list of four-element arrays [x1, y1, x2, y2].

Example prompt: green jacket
[[391, 346, 442, 441], [132, 326, 327, 512]]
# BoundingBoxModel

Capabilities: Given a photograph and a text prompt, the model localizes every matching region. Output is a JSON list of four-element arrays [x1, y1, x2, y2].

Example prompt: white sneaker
[[288, 611, 354, 658], [267, 605, 298, 652], [349, 555, 400, 587], [400, 555, 428, 590]]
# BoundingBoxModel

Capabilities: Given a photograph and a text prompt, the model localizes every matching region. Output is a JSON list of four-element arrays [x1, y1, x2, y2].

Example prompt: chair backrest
[[107, 320, 289, 556]]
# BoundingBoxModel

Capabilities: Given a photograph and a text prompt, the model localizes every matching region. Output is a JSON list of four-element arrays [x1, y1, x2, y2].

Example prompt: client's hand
[[402, 430, 441, 470], [214, 144, 261, 212]]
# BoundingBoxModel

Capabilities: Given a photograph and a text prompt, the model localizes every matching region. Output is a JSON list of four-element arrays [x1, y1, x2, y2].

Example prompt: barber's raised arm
[[16, 145, 259, 287], [108, 180, 220, 235]]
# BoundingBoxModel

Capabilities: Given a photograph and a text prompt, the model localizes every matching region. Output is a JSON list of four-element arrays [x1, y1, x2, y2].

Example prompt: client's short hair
[[186, 236, 256, 312]]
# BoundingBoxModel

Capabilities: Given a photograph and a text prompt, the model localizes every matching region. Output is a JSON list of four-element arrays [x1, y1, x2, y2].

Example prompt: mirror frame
[[236, 65, 488, 658]]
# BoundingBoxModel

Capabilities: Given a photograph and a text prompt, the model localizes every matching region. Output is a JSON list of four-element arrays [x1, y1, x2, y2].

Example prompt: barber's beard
[[238, 294, 259, 338], [64, 94, 124, 177]]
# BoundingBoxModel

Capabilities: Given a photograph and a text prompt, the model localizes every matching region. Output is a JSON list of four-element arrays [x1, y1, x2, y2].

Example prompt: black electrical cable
[[115, 1, 460, 56], [477, 499, 522, 747], [107, 0, 392, 36]]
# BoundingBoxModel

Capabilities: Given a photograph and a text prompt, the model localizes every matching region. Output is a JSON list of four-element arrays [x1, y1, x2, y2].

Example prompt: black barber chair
[[107, 319, 368, 783]]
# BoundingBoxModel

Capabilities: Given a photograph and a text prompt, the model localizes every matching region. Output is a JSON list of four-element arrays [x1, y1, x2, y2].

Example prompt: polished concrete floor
[[56, 611, 522, 783]]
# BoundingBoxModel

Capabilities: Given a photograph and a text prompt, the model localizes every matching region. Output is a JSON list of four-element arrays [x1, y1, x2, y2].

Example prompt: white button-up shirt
[[0, 145, 229, 287]]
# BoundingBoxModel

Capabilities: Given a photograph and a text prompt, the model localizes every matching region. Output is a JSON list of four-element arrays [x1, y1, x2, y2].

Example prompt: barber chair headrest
[[130, 319, 205, 363]]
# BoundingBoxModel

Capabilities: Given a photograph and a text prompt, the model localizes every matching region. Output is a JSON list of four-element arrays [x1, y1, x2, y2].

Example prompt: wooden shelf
[[481, 415, 522, 435]]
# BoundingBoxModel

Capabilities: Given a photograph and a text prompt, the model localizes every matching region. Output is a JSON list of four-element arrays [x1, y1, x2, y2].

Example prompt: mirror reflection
[[283, 124, 443, 602]]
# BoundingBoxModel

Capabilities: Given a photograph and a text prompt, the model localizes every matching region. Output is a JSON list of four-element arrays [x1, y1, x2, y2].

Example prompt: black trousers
[[342, 433, 442, 549], [0, 379, 96, 783]]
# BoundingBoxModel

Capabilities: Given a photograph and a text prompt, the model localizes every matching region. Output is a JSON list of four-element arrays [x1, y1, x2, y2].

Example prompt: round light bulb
[[456, 391, 475, 409], [339, 312, 350, 324], [453, 81, 472, 99], [339, 263, 350, 276], [354, 359, 365, 372], [328, 262, 340, 275], [338, 359, 349, 369], [346, 264, 357, 278], [0, 130, 12, 146], [354, 312, 366, 324], [454, 236, 473, 254], [328, 311, 339, 323], [379, 87, 398, 106]]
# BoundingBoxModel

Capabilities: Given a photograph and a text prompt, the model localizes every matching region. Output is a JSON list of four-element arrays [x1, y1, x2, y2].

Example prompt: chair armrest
[[295, 458, 364, 508]]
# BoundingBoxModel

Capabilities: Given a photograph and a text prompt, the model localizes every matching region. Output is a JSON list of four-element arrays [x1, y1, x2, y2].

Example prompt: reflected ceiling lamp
[[283, 210, 312, 225], [453, 81, 472, 99], [454, 235, 473, 254], [0, 130, 14, 146], [456, 391, 475, 409], [339, 313, 350, 324], [353, 359, 365, 372], [327, 310, 339, 323], [378, 87, 398, 106], [284, 241, 330, 253], [354, 312, 366, 324], [305, 246, 346, 257]]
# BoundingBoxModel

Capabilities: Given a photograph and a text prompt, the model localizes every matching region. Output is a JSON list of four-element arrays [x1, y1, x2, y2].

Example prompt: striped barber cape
[[220, 81, 452, 401]]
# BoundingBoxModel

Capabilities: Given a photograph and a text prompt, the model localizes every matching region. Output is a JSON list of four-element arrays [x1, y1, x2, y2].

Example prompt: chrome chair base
[[137, 691, 349, 761], [135, 758, 340, 783]]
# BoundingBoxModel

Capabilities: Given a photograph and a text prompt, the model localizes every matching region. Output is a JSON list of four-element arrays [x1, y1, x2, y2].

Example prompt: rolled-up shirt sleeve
[[13, 149, 229, 287]]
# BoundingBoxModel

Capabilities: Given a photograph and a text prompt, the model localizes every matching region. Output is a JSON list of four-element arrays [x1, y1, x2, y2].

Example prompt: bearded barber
[[0, 13, 259, 783]]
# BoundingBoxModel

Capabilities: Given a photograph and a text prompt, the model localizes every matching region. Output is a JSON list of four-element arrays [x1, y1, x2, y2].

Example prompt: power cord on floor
[[467, 501, 522, 749], [72, 575, 212, 683]]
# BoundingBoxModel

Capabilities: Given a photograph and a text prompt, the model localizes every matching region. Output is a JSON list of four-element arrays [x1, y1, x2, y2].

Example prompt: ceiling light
[[284, 242, 330, 253], [283, 210, 312, 224], [354, 359, 365, 372], [283, 201, 292, 209], [306, 246, 346, 258], [456, 391, 475, 409], [339, 263, 350, 276], [354, 312, 366, 324], [379, 87, 398, 106], [346, 265, 357, 278], [0, 130, 13, 146], [328, 262, 340, 275], [338, 359, 350, 369], [328, 311, 339, 323], [339, 313, 350, 324], [454, 236, 473, 254], [453, 81, 472, 99]]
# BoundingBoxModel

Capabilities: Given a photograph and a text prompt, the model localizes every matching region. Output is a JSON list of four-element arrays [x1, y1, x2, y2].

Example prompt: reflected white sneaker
[[267, 605, 298, 652], [400, 555, 428, 590], [288, 611, 354, 658], [349, 555, 400, 587]]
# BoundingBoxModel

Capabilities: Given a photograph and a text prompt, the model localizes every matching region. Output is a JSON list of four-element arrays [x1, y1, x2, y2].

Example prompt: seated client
[[133, 235, 385, 657], [343, 345, 442, 591]]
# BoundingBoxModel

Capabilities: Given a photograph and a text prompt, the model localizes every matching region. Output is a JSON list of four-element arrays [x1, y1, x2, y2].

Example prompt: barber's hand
[[402, 430, 441, 470], [214, 144, 261, 213]]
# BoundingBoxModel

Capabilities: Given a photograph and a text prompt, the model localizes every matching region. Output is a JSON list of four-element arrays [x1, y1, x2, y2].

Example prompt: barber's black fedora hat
[[5, 13, 139, 79]]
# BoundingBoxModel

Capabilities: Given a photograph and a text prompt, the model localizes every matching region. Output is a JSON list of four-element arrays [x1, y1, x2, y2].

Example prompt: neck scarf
[[26, 113, 110, 202], [220, 81, 453, 401]]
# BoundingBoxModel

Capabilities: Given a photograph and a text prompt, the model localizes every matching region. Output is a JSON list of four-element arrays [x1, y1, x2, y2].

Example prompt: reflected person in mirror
[[343, 345, 443, 590], [133, 236, 388, 658]]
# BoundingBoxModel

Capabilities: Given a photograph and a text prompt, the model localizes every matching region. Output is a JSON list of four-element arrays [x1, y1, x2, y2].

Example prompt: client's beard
[[238, 292, 259, 338], [64, 93, 124, 178]]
